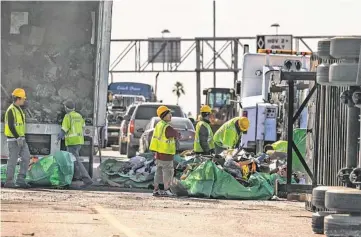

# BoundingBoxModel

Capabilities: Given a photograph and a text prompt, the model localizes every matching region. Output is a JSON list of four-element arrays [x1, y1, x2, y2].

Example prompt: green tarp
[[272, 128, 307, 173], [1, 151, 74, 187], [1, 165, 20, 183], [181, 160, 280, 200], [99, 153, 184, 189]]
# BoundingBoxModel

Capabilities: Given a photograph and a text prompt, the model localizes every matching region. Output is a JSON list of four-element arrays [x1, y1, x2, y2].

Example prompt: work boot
[[153, 189, 161, 197], [3, 182, 16, 188], [162, 189, 175, 197], [15, 181, 31, 189], [79, 181, 93, 189]]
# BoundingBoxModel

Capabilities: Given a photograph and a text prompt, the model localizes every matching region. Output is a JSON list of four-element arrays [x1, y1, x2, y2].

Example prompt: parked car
[[139, 117, 195, 154], [126, 103, 186, 158], [107, 95, 145, 147], [119, 104, 137, 154]]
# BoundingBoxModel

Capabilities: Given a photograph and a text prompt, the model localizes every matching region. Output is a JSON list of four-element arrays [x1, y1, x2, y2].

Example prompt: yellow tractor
[[202, 87, 238, 133]]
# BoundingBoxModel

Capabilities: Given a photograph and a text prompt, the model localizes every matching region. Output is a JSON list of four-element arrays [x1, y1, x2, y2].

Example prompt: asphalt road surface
[[1, 188, 318, 237], [1, 148, 320, 237]]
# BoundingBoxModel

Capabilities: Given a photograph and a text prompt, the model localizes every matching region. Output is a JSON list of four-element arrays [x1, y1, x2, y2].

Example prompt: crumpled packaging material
[[3, 69, 24, 87], [43, 64, 58, 82], [76, 98, 93, 117], [35, 83, 56, 98], [79, 62, 93, 76], [76, 78, 93, 98], [8, 42, 24, 56], [28, 26, 45, 46], [2, 2, 96, 124], [58, 86, 76, 101]]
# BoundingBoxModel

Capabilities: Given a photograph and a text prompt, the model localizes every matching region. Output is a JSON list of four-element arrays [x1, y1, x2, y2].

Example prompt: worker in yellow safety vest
[[4, 88, 31, 188], [213, 117, 250, 155], [149, 105, 180, 197], [194, 105, 215, 155], [57, 100, 93, 188]]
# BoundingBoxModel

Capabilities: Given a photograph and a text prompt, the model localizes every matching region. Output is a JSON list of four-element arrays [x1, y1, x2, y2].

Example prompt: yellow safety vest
[[194, 121, 215, 152], [213, 117, 240, 149], [4, 104, 26, 137], [149, 120, 176, 155], [62, 111, 85, 146]]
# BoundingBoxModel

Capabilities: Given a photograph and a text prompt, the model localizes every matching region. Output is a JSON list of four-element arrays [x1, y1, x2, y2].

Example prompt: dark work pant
[[6, 140, 31, 184], [66, 145, 92, 184]]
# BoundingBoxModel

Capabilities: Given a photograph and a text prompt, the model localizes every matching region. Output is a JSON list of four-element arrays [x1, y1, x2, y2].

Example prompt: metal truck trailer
[[0, 1, 112, 168]]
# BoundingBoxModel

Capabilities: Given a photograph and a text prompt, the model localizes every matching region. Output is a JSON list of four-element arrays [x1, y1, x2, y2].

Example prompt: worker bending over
[[150, 105, 180, 197], [57, 100, 93, 188], [213, 117, 250, 155], [194, 105, 215, 155], [4, 88, 31, 188]]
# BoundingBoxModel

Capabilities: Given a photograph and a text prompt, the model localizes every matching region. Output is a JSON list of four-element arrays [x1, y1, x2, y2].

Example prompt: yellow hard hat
[[157, 105, 170, 117], [238, 117, 250, 132], [200, 105, 212, 113], [12, 88, 26, 99]]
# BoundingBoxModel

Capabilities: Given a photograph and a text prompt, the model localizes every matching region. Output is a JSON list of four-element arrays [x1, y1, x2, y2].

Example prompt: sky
[[109, 0, 361, 115]]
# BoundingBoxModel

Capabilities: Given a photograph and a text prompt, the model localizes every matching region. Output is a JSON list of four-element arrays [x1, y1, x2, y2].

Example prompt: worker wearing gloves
[[194, 105, 215, 155], [150, 105, 180, 197], [4, 88, 31, 188], [213, 117, 250, 155], [57, 100, 93, 188]]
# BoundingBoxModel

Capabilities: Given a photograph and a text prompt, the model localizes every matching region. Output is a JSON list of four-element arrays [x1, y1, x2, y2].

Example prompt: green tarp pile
[[99, 158, 154, 189], [180, 160, 288, 200], [99, 153, 185, 189], [1, 151, 74, 187]]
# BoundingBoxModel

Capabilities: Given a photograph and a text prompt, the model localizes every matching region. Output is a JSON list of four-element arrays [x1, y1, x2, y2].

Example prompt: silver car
[[126, 103, 186, 158], [139, 117, 195, 154]]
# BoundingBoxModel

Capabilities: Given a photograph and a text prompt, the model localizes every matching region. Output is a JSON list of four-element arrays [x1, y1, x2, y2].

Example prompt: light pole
[[270, 23, 280, 35], [155, 72, 159, 101], [213, 0, 216, 88], [161, 29, 170, 38]]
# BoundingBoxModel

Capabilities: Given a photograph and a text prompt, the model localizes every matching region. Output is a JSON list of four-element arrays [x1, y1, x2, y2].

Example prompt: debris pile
[[1, 2, 98, 124], [99, 148, 302, 200]]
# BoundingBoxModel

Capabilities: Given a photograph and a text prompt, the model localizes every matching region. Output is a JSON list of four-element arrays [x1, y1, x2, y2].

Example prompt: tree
[[172, 81, 185, 105]]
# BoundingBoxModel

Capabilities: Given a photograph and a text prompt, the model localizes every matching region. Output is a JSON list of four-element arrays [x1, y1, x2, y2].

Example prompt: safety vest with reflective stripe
[[194, 121, 215, 152], [149, 120, 176, 155], [62, 111, 84, 146], [213, 117, 240, 149], [4, 104, 26, 137]]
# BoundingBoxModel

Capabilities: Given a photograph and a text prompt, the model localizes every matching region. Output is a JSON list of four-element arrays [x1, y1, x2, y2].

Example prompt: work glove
[[16, 137, 24, 147], [57, 129, 66, 143]]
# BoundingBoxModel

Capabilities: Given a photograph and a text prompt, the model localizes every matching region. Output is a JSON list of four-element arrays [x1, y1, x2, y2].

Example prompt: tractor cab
[[203, 87, 237, 125]]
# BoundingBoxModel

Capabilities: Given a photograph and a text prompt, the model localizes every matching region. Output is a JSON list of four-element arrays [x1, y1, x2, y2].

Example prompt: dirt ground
[[1, 188, 319, 237]]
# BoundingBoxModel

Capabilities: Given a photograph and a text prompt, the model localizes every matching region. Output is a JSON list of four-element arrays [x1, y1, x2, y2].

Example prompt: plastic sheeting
[[181, 160, 277, 200], [1, 151, 74, 187], [271, 128, 307, 173]]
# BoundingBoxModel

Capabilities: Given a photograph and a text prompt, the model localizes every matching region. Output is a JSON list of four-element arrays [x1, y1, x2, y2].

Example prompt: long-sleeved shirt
[[6, 104, 24, 138], [198, 119, 211, 153], [155, 125, 179, 161]]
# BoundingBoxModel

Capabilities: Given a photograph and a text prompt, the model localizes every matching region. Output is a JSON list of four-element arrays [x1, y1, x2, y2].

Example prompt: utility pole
[[155, 72, 159, 98], [213, 0, 216, 88], [271, 23, 280, 35]]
